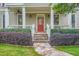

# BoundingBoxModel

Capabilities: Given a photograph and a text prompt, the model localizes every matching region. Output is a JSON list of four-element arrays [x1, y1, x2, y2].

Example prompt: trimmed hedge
[[50, 29, 79, 46], [0, 32, 33, 46], [51, 29, 79, 34], [0, 29, 31, 33], [50, 33, 79, 46], [0, 29, 32, 46]]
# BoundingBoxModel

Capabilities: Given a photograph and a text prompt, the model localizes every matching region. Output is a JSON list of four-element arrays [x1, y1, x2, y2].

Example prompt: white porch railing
[[8, 24, 35, 40], [31, 24, 35, 40], [54, 25, 69, 29], [46, 24, 51, 41], [8, 25, 32, 29]]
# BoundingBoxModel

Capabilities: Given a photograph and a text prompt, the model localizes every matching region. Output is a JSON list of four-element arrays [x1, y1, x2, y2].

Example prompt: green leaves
[[53, 3, 77, 14]]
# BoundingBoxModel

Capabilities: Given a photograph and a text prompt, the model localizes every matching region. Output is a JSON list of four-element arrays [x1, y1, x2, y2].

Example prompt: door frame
[[36, 14, 45, 32]]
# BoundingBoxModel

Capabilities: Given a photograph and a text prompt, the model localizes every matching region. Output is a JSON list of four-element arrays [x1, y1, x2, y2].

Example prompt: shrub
[[0, 32, 33, 46], [50, 33, 79, 46], [51, 29, 79, 34], [0, 28, 31, 33]]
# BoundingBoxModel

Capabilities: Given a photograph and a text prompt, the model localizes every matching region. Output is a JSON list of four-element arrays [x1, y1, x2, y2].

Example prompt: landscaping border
[[50, 29, 79, 46], [0, 29, 33, 46]]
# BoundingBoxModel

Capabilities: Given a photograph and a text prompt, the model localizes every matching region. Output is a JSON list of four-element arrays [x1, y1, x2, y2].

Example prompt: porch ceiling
[[24, 3, 50, 7], [9, 7, 50, 13], [5, 3, 51, 7], [26, 7, 50, 13]]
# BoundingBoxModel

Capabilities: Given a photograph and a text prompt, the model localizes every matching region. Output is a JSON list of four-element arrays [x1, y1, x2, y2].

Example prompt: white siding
[[26, 13, 50, 25], [45, 14, 50, 26], [0, 12, 3, 28], [75, 11, 79, 29], [59, 14, 69, 28], [9, 12, 17, 25]]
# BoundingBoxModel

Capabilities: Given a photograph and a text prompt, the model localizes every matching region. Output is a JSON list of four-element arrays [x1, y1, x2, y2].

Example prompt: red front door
[[37, 16, 44, 32]]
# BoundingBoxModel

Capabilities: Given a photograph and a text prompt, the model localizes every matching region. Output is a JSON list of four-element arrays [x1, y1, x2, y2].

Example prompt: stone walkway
[[33, 43, 72, 56]]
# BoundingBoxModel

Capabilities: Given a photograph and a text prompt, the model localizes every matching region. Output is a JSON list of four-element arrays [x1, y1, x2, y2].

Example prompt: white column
[[68, 13, 72, 28], [75, 11, 79, 29], [22, 7, 26, 28], [5, 8, 9, 28], [50, 7, 54, 29], [75, 13, 77, 29]]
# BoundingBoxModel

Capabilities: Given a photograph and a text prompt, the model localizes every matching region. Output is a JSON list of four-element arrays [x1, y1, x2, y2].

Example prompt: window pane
[[3, 14, 5, 28], [54, 14, 59, 25], [18, 14, 22, 25], [71, 14, 75, 28]]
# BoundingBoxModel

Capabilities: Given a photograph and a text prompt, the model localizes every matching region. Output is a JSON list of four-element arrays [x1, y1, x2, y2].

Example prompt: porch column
[[22, 7, 26, 28], [50, 7, 54, 29], [5, 8, 9, 28], [75, 11, 79, 29], [68, 13, 72, 28]]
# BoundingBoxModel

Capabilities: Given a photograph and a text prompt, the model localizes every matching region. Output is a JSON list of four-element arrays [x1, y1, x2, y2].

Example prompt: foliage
[[0, 28, 31, 33], [50, 29, 79, 46], [53, 3, 77, 14], [50, 33, 79, 46], [0, 32, 32, 46], [51, 29, 79, 34]]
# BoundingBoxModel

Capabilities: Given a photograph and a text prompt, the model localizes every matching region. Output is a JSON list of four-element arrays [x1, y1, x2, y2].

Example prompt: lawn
[[0, 43, 41, 56], [55, 45, 79, 56]]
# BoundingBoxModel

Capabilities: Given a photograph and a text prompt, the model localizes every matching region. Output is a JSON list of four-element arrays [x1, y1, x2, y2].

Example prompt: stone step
[[34, 33, 48, 36], [33, 33, 48, 43], [34, 36, 48, 38], [33, 40, 49, 43], [34, 39, 47, 40], [34, 36, 48, 40], [34, 34, 48, 36], [34, 35, 48, 37], [34, 37, 48, 40]]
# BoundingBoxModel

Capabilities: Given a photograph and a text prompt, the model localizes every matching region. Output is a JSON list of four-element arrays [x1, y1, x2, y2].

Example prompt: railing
[[31, 24, 35, 40], [8, 24, 35, 40], [54, 25, 69, 29], [46, 24, 71, 41], [46, 24, 51, 41], [8, 25, 32, 29]]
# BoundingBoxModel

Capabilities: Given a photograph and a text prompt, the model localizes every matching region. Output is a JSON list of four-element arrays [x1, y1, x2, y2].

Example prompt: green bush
[[0, 28, 31, 33], [51, 29, 79, 34]]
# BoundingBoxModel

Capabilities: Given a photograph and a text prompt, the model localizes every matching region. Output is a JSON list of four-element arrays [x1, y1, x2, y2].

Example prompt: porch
[[0, 4, 79, 34], [0, 7, 51, 32]]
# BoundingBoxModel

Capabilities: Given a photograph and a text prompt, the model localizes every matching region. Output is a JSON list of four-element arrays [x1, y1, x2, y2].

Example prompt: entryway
[[33, 14, 48, 43], [36, 14, 45, 33]]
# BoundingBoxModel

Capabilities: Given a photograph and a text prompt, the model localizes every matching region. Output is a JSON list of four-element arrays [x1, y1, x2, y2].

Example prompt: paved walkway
[[33, 43, 72, 56]]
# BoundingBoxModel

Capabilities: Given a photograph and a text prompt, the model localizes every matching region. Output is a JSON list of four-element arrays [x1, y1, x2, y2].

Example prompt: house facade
[[0, 3, 79, 34]]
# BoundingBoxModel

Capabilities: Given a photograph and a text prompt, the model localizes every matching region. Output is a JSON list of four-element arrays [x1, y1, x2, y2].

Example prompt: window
[[17, 14, 22, 25], [3, 14, 5, 28], [54, 14, 59, 25], [71, 14, 75, 28], [77, 3, 79, 7], [0, 3, 5, 7]]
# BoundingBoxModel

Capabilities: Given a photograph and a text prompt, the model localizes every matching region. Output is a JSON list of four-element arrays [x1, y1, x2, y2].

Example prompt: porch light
[[29, 14, 32, 18], [16, 9, 22, 14], [48, 14, 50, 18]]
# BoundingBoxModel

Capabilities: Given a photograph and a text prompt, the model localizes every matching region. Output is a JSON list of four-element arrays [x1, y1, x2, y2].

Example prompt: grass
[[0, 43, 41, 56], [55, 45, 79, 56]]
